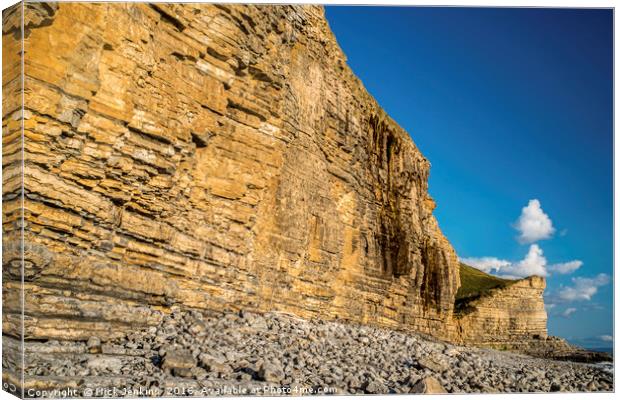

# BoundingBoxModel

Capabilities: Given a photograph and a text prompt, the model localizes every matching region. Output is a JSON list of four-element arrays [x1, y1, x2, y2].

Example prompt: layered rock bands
[[2, 2, 549, 386]]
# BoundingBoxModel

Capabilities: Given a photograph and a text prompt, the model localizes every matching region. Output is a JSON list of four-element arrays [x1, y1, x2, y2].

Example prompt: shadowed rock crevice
[[3, 2, 58, 39], [420, 241, 447, 312], [150, 4, 186, 32]]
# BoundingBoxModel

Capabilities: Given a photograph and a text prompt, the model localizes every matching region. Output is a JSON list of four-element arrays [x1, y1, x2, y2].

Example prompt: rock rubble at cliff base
[[22, 310, 613, 396]]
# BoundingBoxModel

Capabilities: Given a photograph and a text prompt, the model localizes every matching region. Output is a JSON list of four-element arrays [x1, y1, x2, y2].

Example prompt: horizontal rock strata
[[455, 276, 548, 347], [4, 2, 460, 343], [2, 3, 25, 397], [2, 2, 565, 393]]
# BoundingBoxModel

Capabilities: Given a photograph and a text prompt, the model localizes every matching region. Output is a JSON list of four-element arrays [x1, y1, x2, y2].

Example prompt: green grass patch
[[454, 263, 516, 316]]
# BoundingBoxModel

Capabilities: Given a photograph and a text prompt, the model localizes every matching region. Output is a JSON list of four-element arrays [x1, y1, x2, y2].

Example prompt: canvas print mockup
[[1, 1, 614, 398]]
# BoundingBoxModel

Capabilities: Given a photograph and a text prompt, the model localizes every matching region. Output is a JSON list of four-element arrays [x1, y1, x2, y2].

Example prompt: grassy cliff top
[[455, 263, 517, 315]]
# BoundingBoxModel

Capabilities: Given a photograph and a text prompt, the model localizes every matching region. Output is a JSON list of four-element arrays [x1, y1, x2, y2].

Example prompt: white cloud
[[462, 246, 583, 279], [461, 244, 548, 279], [499, 244, 548, 278], [459, 257, 510, 274], [599, 335, 613, 342], [556, 274, 611, 302], [548, 260, 583, 275], [560, 307, 577, 318], [462, 201, 584, 280], [545, 303, 556, 310], [514, 199, 555, 244]]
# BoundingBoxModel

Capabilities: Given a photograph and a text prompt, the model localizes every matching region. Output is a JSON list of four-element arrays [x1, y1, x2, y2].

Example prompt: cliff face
[[2, 4, 24, 396], [3, 2, 464, 346], [2, 2, 551, 369], [455, 276, 548, 348]]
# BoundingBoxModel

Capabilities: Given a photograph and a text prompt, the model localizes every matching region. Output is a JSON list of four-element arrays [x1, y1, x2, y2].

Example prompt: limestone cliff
[[2, 3, 552, 383], [2, 4, 24, 396], [455, 276, 548, 347], [3, 1, 463, 348]]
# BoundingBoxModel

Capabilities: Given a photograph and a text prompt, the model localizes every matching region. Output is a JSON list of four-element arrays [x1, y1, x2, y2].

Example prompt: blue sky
[[325, 6, 613, 349]]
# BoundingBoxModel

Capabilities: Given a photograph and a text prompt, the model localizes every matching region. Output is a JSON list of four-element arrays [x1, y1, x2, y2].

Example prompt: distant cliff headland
[[2, 2, 611, 395]]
